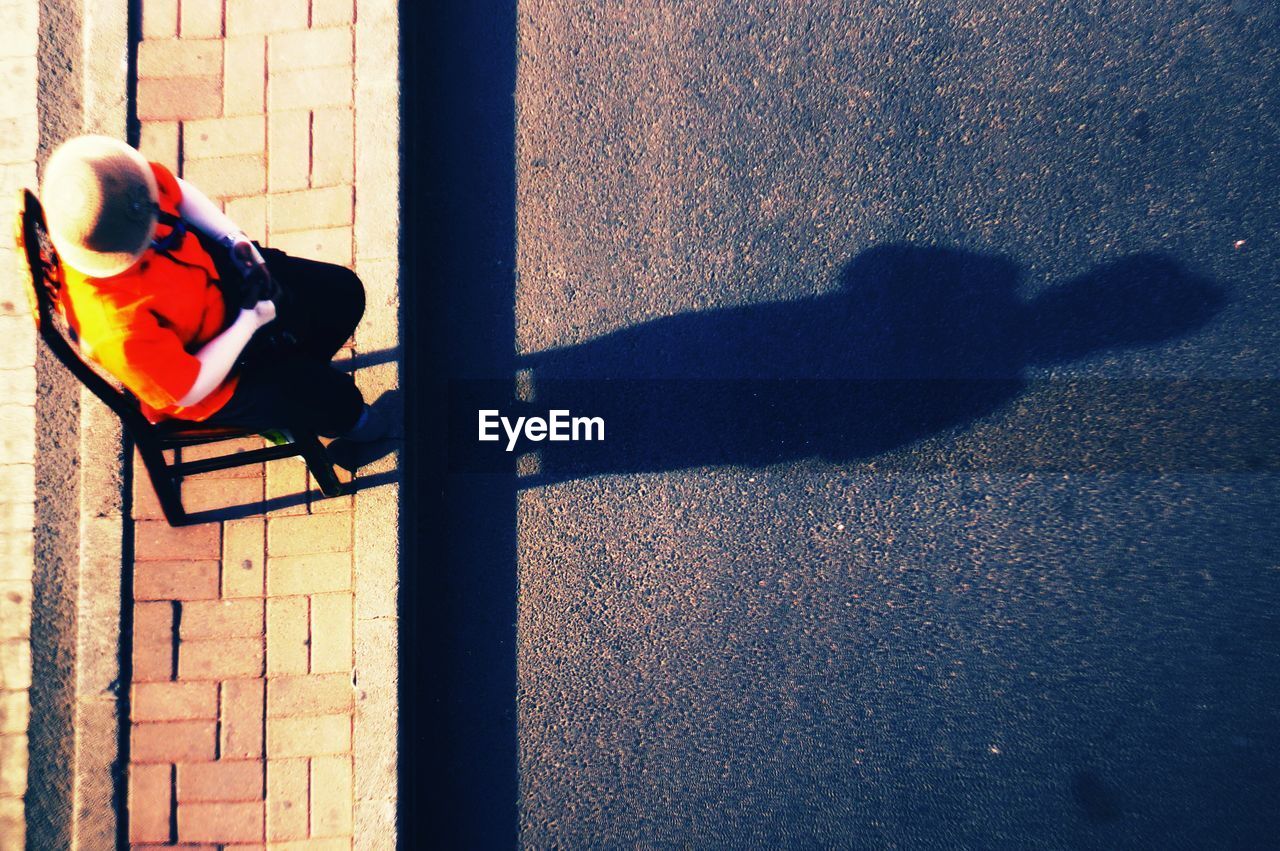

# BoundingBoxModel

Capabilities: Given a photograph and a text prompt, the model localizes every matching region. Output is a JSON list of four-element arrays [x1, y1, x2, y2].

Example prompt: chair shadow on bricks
[[133, 444, 401, 526], [131, 349, 404, 526]]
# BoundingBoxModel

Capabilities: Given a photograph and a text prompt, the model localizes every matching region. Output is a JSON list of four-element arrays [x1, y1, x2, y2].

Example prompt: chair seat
[[154, 419, 258, 443]]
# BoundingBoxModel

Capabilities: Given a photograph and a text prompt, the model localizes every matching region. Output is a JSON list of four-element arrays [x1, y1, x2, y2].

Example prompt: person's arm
[[176, 300, 276, 407], [175, 176, 268, 274]]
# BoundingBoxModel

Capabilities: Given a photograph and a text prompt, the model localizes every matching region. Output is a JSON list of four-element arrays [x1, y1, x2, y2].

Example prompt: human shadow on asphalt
[[504, 244, 1231, 486]]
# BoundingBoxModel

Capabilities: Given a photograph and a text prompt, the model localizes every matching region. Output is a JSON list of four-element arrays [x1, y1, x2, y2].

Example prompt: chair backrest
[[15, 189, 155, 433]]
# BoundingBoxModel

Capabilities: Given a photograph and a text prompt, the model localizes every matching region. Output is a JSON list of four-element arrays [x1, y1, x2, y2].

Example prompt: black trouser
[[204, 248, 366, 436]]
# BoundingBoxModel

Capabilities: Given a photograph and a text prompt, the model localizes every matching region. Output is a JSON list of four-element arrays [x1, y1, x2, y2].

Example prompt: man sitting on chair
[[40, 134, 387, 442]]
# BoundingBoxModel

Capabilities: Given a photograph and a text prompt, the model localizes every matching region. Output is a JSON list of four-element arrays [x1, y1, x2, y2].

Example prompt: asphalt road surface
[[411, 1, 1280, 847]]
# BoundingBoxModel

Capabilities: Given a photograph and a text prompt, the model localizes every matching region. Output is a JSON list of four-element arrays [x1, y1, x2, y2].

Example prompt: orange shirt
[[60, 162, 239, 422]]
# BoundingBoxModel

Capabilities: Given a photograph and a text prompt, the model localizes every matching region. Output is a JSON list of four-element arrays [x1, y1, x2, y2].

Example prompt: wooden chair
[[15, 189, 344, 526]]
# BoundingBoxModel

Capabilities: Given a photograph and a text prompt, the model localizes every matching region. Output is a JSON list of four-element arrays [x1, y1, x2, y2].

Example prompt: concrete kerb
[[73, 0, 131, 848], [352, 1, 401, 844]]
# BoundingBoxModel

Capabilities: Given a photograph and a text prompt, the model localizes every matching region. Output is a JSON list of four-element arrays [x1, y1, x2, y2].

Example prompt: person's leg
[[204, 354, 365, 437], [259, 248, 366, 361]]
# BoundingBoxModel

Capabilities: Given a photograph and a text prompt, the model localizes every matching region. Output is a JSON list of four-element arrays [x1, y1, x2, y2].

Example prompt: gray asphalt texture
[[513, 1, 1280, 847]]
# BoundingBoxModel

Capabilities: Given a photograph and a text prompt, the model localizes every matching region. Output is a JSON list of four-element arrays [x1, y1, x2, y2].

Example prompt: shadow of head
[[1021, 253, 1227, 365], [833, 244, 1225, 376]]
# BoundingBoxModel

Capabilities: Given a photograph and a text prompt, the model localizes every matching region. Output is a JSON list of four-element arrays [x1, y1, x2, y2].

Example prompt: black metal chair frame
[[15, 189, 344, 527]]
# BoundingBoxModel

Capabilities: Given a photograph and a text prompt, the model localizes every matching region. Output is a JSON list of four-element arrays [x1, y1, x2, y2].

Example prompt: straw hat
[[41, 135, 159, 277]]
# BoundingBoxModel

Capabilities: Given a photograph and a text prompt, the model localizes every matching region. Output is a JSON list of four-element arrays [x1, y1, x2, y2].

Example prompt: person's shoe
[[325, 436, 397, 473], [339, 403, 390, 442]]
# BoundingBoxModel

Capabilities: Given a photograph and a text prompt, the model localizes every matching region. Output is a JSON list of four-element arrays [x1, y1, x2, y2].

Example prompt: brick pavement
[[126, 2, 393, 847], [0, 0, 40, 846]]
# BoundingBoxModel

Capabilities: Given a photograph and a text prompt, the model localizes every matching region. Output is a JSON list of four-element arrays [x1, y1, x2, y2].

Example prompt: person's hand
[[230, 235, 281, 300], [230, 236, 267, 277], [244, 299, 276, 329]]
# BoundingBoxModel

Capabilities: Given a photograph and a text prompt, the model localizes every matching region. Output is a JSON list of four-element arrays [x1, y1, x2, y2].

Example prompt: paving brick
[[267, 673, 353, 718], [221, 678, 265, 759], [268, 839, 351, 851], [226, 0, 308, 34], [226, 196, 267, 244], [266, 551, 351, 597], [129, 763, 173, 844], [0, 797, 24, 851], [0, 581, 31, 639], [134, 560, 220, 601], [1, 272, 30, 319], [224, 36, 266, 116], [0, 405, 33, 466], [0, 60, 31, 118], [311, 108, 354, 187], [0, 516, 34, 580], [132, 721, 217, 763], [310, 754, 352, 837], [0, 689, 29, 734], [266, 714, 350, 758], [266, 758, 308, 841], [267, 109, 311, 194], [266, 596, 310, 675], [0, 733, 27, 797], [223, 517, 266, 598], [181, 437, 266, 477], [139, 121, 181, 174], [135, 521, 221, 562], [132, 601, 176, 682], [269, 186, 353, 233], [0, 640, 30, 690], [182, 155, 267, 200], [180, 0, 225, 39], [309, 485, 354, 514], [132, 681, 218, 721], [0, 113, 38, 167], [0, 0, 37, 59], [268, 513, 352, 559], [183, 115, 266, 160], [178, 759, 264, 802], [312, 0, 356, 26], [0, 316, 36, 369], [138, 39, 223, 78], [0, 368, 35, 407], [269, 66, 353, 112], [180, 598, 265, 640], [182, 475, 265, 514], [138, 77, 223, 121], [179, 637, 264, 680], [264, 457, 309, 517], [134, 600, 177, 643], [309, 593, 353, 674], [0, 55, 37, 110], [265, 226, 353, 267], [131, 463, 166, 520], [142, 0, 179, 39], [269, 27, 354, 71], [178, 801, 265, 844]]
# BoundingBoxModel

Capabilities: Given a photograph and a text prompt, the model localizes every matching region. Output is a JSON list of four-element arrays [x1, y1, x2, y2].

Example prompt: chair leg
[[295, 432, 345, 498], [135, 439, 188, 526]]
